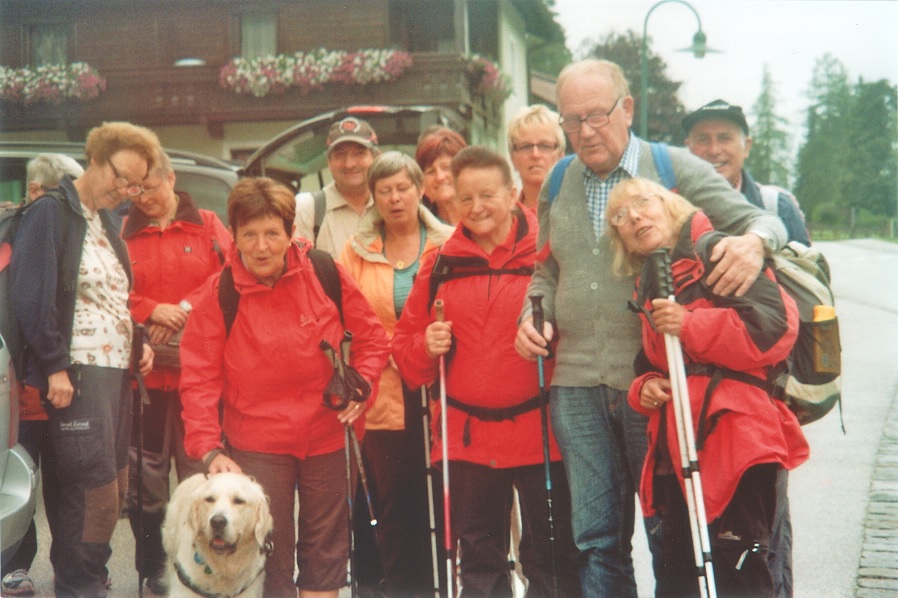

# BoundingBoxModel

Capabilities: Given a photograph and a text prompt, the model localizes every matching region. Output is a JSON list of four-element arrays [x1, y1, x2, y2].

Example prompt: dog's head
[[188, 472, 273, 556]]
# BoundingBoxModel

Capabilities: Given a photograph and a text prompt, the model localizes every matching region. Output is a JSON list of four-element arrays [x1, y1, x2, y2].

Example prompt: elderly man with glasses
[[514, 59, 788, 598]]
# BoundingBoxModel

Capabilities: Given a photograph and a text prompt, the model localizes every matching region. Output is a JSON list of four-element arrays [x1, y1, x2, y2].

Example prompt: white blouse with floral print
[[69, 207, 132, 369]]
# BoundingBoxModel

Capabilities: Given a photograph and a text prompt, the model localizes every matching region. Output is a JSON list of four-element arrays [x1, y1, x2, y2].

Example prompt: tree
[[840, 78, 898, 217], [794, 54, 852, 221], [580, 30, 687, 144], [513, 0, 572, 77], [746, 65, 792, 188]]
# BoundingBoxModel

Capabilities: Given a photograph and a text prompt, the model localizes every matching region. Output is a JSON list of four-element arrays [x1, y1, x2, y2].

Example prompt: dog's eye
[[204, 496, 215, 503], [233, 497, 246, 505]]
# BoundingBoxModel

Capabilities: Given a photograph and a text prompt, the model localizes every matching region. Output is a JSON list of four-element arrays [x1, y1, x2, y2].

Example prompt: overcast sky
[[552, 0, 898, 145]]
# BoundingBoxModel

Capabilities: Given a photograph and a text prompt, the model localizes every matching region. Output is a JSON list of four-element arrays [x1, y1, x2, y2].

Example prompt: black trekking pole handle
[[648, 249, 675, 300]]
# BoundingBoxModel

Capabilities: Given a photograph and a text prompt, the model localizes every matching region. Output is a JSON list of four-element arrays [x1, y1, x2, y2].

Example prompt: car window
[[0, 158, 31, 204], [174, 171, 234, 223]]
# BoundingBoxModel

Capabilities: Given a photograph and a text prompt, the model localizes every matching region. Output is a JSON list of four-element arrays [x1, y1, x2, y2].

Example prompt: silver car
[[0, 333, 38, 567]]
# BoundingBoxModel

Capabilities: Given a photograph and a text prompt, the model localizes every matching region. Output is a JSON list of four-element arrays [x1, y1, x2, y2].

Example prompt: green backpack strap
[[218, 247, 343, 338]]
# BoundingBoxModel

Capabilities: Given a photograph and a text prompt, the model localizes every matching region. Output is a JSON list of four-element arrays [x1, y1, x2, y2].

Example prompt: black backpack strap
[[312, 190, 326, 244], [427, 250, 534, 311], [307, 247, 343, 326], [218, 266, 239, 338], [218, 248, 343, 339]]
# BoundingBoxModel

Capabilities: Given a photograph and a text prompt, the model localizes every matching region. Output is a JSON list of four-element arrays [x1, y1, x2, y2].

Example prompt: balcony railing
[[0, 53, 503, 139]]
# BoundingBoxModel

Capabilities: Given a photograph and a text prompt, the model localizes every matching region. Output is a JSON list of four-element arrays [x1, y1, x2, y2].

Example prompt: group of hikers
[[6, 58, 812, 598]]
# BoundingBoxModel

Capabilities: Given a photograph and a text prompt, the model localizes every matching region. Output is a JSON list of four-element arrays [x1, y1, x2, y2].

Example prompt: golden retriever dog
[[162, 472, 273, 598]]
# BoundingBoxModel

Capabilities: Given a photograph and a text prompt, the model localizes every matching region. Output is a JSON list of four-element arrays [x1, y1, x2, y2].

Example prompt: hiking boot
[[1, 569, 35, 596]]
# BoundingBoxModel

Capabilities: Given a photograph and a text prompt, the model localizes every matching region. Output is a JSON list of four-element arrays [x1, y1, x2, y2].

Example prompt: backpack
[[651, 143, 842, 427], [218, 247, 343, 337], [546, 142, 675, 206], [0, 189, 70, 379]]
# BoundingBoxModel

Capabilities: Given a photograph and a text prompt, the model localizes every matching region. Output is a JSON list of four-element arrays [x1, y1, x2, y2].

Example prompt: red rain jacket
[[122, 192, 233, 390], [629, 212, 809, 521], [179, 240, 390, 461], [392, 207, 562, 468]]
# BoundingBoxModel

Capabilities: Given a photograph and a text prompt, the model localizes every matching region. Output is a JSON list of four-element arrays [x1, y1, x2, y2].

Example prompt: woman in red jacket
[[392, 147, 580, 597], [605, 177, 809, 597], [121, 149, 233, 594], [179, 177, 390, 598]]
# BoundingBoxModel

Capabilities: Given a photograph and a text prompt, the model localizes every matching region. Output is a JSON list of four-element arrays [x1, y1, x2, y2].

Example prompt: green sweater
[[523, 138, 786, 391]]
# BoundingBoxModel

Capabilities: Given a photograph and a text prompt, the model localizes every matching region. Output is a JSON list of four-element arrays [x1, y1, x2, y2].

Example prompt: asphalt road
[[21, 238, 898, 598]]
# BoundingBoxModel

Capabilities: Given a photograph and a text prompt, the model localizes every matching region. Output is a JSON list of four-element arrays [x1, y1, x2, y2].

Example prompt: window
[[240, 13, 277, 59], [29, 24, 69, 67]]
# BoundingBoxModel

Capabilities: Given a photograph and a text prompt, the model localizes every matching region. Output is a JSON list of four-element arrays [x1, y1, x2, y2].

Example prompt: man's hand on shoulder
[[705, 233, 765, 297]]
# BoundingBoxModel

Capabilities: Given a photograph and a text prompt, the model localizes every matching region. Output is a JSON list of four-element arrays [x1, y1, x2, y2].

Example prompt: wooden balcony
[[0, 53, 503, 140]]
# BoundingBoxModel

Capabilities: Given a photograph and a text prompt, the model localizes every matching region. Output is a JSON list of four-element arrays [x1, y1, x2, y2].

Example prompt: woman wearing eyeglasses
[[10, 121, 158, 597], [605, 177, 809, 597], [507, 105, 566, 211]]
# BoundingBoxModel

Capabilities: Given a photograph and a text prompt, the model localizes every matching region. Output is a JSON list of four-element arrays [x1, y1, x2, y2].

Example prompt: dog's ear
[[189, 484, 207, 532], [254, 495, 274, 548]]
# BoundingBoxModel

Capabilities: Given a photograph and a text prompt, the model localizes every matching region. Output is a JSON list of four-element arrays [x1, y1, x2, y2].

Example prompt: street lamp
[[639, 0, 716, 138]]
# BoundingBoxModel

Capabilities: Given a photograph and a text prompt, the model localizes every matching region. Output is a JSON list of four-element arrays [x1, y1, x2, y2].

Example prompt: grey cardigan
[[522, 138, 786, 391]]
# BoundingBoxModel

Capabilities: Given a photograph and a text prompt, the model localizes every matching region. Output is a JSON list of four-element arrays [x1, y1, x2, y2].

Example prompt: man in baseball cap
[[685, 99, 808, 598], [684, 99, 809, 245], [294, 116, 381, 258]]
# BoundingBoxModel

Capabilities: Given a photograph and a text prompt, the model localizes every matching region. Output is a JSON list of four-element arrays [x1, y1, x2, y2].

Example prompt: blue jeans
[[550, 385, 662, 598]]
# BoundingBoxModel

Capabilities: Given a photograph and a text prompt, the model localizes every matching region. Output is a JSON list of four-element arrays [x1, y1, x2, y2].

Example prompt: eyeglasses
[[139, 178, 165, 197], [108, 160, 145, 197], [512, 142, 560, 154], [609, 194, 660, 227], [559, 97, 622, 133]]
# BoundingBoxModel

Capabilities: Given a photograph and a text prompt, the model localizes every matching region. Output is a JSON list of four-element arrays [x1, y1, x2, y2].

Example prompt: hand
[[515, 317, 554, 361], [640, 376, 672, 410], [706, 234, 765, 297], [650, 299, 686, 337], [338, 400, 366, 425], [46, 370, 74, 409], [138, 343, 154, 376], [146, 322, 175, 345], [151, 303, 189, 331], [207, 453, 242, 474], [425, 321, 453, 359]]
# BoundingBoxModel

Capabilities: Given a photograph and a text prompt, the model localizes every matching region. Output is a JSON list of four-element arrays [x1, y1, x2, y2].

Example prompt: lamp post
[[639, 0, 711, 138]]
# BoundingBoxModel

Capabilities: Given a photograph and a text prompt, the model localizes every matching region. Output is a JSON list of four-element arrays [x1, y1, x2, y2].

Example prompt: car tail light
[[7, 362, 19, 448]]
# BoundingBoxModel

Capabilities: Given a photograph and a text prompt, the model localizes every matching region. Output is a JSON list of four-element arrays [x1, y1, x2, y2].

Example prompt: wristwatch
[[749, 229, 777, 257], [179, 299, 192, 313]]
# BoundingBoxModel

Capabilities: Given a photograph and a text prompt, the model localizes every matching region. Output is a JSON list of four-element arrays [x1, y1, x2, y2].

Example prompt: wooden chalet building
[[0, 0, 561, 160]]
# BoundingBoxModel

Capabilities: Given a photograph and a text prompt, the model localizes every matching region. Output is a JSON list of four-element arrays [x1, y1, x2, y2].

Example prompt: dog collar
[[174, 556, 266, 598]]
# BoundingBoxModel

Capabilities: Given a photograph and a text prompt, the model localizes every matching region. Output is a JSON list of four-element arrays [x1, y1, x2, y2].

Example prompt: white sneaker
[[1, 569, 35, 596]]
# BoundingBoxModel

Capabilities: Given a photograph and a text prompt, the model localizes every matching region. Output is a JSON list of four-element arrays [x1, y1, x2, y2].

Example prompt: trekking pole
[[434, 299, 454, 598], [319, 338, 358, 597], [421, 386, 441, 597], [340, 332, 379, 529], [649, 250, 716, 598], [529, 295, 559, 598], [131, 324, 150, 598]]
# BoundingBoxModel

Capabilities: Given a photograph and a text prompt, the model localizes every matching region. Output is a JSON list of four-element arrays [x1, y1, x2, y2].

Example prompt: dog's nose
[[210, 514, 227, 532]]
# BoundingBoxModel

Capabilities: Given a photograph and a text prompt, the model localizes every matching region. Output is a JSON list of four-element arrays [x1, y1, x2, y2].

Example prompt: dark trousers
[[450, 460, 580, 598], [656, 464, 778, 598], [356, 384, 447, 597], [768, 469, 793, 598], [127, 388, 204, 578], [45, 365, 131, 598], [5, 417, 60, 572]]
